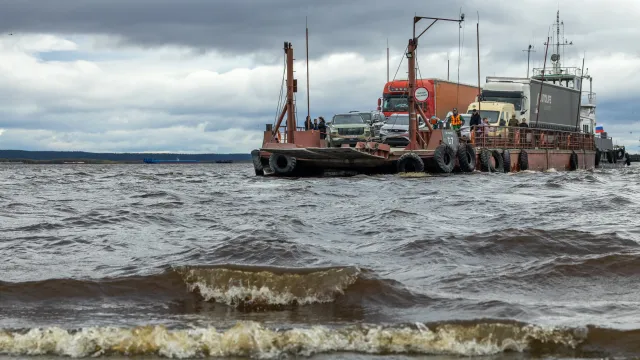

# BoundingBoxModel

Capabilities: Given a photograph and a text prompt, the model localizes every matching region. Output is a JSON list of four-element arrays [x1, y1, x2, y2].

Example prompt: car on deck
[[326, 112, 373, 147], [379, 114, 427, 147]]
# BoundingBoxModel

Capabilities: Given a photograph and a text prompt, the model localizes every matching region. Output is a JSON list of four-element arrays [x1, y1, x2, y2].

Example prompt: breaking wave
[[2, 320, 638, 358], [0, 265, 426, 310]]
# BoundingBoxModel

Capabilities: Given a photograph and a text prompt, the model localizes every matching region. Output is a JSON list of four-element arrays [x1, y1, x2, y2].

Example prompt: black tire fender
[[397, 152, 425, 173], [607, 150, 614, 163], [251, 149, 264, 176], [519, 150, 529, 171], [480, 148, 494, 172], [492, 150, 504, 173], [617, 149, 625, 160], [595, 148, 601, 167], [269, 153, 297, 175], [569, 151, 578, 171], [434, 144, 455, 173], [457, 143, 476, 172], [502, 149, 511, 173]]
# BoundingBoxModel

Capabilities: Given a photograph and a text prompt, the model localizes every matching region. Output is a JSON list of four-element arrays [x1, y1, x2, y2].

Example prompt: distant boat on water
[[143, 157, 198, 164], [215, 160, 233, 164]]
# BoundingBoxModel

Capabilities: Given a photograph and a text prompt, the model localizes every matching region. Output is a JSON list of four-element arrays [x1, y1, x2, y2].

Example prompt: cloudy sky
[[0, 0, 638, 153]]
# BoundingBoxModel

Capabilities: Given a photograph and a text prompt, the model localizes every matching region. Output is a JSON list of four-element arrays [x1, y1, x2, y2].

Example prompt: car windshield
[[386, 116, 410, 126], [467, 110, 500, 123], [332, 114, 364, 125], [359, 113, 372, 121]]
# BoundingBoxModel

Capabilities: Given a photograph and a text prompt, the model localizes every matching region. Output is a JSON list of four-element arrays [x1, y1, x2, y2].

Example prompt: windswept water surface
[[1, 163, 640, 359]]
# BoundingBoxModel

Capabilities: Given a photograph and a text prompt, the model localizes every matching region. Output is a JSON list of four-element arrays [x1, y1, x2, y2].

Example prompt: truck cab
[[466, 102, 516, 137]]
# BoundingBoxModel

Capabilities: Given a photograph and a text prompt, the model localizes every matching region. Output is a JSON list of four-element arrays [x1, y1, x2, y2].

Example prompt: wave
[[0, 265, 426, 310], [1, 320, 638, 358]]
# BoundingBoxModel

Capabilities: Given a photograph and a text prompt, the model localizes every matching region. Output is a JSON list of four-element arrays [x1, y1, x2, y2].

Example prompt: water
[[1, 163, 640, 359]]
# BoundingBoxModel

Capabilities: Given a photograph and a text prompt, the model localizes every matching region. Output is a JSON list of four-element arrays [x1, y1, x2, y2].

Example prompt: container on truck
[[377, 78, 478, 120]]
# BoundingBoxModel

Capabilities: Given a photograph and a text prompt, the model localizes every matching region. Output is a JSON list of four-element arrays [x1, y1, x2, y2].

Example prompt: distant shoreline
[[0, 150, 251, 164]]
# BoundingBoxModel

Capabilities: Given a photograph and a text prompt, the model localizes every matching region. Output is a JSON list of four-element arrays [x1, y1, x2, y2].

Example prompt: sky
[[0, 0, 639, 154]]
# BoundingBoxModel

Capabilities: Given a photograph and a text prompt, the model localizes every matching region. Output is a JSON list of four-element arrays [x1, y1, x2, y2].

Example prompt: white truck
[[467, 76, 581, 131]]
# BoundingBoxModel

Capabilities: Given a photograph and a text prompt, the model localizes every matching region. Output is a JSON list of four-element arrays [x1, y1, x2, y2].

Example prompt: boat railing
[[467, 126, 595, 151], [269, 126, 321, 143]]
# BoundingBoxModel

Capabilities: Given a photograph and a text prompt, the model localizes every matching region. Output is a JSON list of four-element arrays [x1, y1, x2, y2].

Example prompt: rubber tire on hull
[[269, 153, 297, 175], [480, 148, 495, 172], [457, 143, 476, 173], [519, 150, 529, 171], [492, 150, 504, 173], [595, 148, 601, 167], [617, 149, 625, 160], [613, 151, 618, 164], [251, 149, 264, 176], [397, 152, 425, 173], [607, 150, 614, 164], [434, 144, 456, 173], [502, 150, 511, 173], [569, 151, 578, 171]]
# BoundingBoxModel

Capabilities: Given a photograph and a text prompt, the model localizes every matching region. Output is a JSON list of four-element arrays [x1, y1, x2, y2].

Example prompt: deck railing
[[468, 126, 595, 151]]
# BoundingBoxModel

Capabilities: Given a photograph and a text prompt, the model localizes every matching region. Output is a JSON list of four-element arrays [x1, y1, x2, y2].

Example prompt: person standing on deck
[[469, 108, 481, 132], [508, 114, 519, 127], [450, 108, 462, 135], [519, 118, 528, 127], [318, 117, 327, 140], [305, 115, 312, 130], [313, 118, 319, 130]]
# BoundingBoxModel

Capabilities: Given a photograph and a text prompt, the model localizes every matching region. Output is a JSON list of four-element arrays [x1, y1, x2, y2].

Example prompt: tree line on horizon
[[0, 150, 251, 163]]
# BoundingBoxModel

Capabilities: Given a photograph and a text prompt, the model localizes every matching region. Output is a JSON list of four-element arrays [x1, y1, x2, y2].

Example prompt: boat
[[143, 157, 198, 164], [251, 12, 624, 177], [215, 160, 233, 164]]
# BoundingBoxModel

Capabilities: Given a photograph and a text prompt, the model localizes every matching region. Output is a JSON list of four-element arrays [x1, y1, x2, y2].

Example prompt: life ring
[[268, 153, 297, 175], [606, 150, 613, 164], [492, 150, 504, 173], [251, 149, 264, 176], [480, 148, 495, 172], [569, 151, 578, 171], [397, 152, 425, 173], [434, 144, 455, 173], [457, 143, 476, 172], [595, 148, 601, 167], [502, 149, 511, 173], [519, 150, 529, 171]]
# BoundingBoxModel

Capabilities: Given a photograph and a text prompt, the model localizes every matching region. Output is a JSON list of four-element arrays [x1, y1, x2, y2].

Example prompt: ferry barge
[[251, 13, 626, 177]]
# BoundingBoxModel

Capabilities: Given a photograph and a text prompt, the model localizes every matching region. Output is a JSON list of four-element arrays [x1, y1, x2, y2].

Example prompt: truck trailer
[[378, 78, 478, 120], [470, 76, 580, 131]]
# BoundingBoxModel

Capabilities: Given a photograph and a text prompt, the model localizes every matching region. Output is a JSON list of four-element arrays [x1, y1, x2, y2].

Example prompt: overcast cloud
[[0, 0, 639, 153]]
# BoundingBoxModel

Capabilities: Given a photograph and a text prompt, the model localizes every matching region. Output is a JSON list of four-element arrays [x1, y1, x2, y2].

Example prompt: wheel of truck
[[480, 148, 495, 172], [492, 150, 504, 173], [251, 149, 264, 176], [519, 150, 529, 171], [434, 144, 455, 173], [269, 153, 297, 176], [502, 149, 511, 173], [457, 143, 476, 173], [397, 152, 425, 173], [595, 148, 601, 167], [569, 151, 578, 171]]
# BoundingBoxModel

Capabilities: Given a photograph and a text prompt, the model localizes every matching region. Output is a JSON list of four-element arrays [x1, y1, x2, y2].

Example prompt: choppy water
[[1, 163, 640, 359]]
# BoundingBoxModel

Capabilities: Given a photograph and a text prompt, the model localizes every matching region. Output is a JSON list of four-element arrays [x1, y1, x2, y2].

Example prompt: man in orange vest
[[450, 108, 462, 135]]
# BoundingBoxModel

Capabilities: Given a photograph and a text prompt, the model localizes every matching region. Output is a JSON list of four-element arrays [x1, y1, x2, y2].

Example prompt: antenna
[[305, 17, 310, 125], [522, 44, 536, 78], [386, 38, 389, 83], [549, 10, 572, 74]]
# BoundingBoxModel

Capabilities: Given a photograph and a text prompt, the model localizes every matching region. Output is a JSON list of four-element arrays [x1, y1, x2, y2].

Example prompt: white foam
[[0, 321, 583, 359]]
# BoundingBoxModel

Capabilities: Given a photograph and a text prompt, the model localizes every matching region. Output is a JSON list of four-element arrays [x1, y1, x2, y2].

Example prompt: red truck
[[377, 78, 479, 120]]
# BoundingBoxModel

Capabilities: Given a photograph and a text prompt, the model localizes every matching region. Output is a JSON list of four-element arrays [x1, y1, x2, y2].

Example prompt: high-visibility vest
[[451, 114, 461, 126]]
